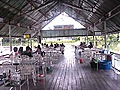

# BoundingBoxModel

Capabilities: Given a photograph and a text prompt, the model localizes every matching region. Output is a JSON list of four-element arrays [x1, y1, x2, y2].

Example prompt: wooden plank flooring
[[2, 45, 120, 90]]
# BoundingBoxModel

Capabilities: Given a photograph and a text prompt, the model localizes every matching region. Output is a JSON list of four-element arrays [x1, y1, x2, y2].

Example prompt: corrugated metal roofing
[[0, 0, 119, 37]]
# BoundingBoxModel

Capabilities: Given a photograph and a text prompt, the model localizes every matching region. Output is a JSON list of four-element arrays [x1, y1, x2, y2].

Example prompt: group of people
[[10, 46, 23, 58], [41, 43, 65, 49], [10, 45, 45, 58], [49, 43, 65, 54], [10, 42, 66, 58], [49, 43, 66, 54], [80, 42, 93, 49], [74, 42, 93, 59], [41, 43, 65, 54]]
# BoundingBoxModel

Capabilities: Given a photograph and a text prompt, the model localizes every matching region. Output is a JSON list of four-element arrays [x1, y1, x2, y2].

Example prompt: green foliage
[[44, 40, 77, 44], [0, 33, 120, 53], [94, 34, 120, 53], [88, 36, 93, 42]]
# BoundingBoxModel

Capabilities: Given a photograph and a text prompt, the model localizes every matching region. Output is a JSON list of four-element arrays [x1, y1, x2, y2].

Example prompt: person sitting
[[50, 43, 53, 47], [21, 46, 33, 57], [56, 43, 59, 47], [18, 47, 23, 55], [83, 42, 87, 48], [13, 47, 18, 55], [41, 43, 44, 47], [34, 45, 41, 54], [60, 43, 65, 54], [61, 43, 65, 47], [46, 44, 49, 48], [88, 42, 93, 49], [9, 47, 18, 58], [79, 42, 85, 51], [54, 44, 57, 48], [80, 42, 83, 48], [34, 45, 45, 57]]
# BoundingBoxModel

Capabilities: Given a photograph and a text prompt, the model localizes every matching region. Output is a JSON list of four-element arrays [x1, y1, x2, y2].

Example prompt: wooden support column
[[28, 27, 32, 48], [9, 25, 12, 51], [104, 21, 107, 48], [86, 28, 89, 45], [93, 24, 95, 47], [38, 30, 42, 44], [0, 38, 2, 46], [30, 38, 32, 49], [38, 36, 41, 44]]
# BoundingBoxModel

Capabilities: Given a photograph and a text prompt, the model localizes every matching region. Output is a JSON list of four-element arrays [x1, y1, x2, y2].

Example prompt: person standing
[[60, 43, 65, 54], [74, 46, 79, 59]]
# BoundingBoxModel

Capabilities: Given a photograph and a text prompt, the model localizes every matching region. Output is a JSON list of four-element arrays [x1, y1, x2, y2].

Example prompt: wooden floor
[[2, 45, 120, 90]]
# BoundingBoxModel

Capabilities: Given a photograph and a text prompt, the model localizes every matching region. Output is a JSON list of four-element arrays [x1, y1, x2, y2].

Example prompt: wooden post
[[104, 21, 107, 48], [93, 25, 95, 47], [38, 30, 42, 44], [38, 36, 41, 44], [86, 28, 89, 45], [9, 25, 12, 51], [30, 38, 32, 49]]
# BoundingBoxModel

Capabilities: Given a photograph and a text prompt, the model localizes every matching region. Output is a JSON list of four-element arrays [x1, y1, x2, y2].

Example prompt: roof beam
[[41, 28, 89, 38], [30, 1, 58, 28], [26, 0, 48, 18], [0, 0, 37, 31], [0, 0, 37, 22], [32, 13, 61, 37], [0, 22, 28, 29], [83, 0, 102, 16], [79, 0, 84, 7], [107, 29, 120, 34], [41, 13, 61, 28], [24, 1, 55, 14], [69, 16, 92, 25], [41, 5, 67, 29], [70, 9, 93, 24], [0, 35, 22, 38], [61, 1, 101, 15], [0, 1, 28, 30], [94, 5, 120, 26]]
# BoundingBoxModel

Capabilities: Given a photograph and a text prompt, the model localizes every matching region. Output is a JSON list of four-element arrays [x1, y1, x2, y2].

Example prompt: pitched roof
[[0, 0, 119, 37]]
